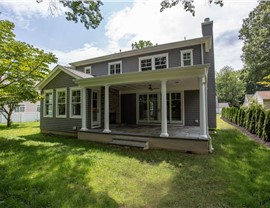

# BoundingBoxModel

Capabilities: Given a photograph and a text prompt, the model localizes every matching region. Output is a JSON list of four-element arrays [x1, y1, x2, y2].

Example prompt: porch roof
[[74, 64, 210, 88]]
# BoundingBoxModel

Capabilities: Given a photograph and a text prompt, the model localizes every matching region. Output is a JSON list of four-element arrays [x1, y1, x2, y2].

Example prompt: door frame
[[91, 89, 101, 128]]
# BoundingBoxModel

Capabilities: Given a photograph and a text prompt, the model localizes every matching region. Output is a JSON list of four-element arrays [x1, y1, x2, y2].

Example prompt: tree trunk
[[7, 112, 12, 128]]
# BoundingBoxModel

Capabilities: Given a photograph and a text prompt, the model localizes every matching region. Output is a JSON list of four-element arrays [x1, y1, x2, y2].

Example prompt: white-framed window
[[70, 87, 82, 118], [56, 88, 67, 118], [108, 61, 122, 75], [84, 66, 91, 74], [36, 105, 40, 112], [15, 104, 25, 112], [139, 53, 168, 71], [180, 49, 193, 66], [44, 89, 53, 117]]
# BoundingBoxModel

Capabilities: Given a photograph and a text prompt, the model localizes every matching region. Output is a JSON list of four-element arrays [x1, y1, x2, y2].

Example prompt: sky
[[0, 0, 259, 71]]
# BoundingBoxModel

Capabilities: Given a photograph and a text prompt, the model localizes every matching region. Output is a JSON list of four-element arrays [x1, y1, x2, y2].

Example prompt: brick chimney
[[201, 17, 213, 37]]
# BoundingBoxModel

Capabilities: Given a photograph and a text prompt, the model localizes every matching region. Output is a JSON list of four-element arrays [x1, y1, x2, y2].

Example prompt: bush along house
[[36, 18, 216, 154]]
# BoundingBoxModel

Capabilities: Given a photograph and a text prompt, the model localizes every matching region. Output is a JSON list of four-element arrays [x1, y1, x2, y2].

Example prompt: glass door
[[167, 92, 182, 123], [138, 94, 159, 123], [92, 90, 100, 128]]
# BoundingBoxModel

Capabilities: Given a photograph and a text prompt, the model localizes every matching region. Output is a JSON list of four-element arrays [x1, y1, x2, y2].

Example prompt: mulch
[[222, 118, 270, 148]]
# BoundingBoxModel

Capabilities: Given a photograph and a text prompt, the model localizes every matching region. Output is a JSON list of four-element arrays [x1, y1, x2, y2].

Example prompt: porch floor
[[88, 125, 201, 140]]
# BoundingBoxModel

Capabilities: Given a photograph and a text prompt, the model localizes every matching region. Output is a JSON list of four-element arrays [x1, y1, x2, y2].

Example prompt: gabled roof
[[254, 91, 270, 100], [69, 36, 212, 67], [36, 65, 93, 90]]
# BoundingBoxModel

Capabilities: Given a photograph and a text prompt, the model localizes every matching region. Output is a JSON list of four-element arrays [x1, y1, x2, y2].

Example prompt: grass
[[0, 118, 269, 208]]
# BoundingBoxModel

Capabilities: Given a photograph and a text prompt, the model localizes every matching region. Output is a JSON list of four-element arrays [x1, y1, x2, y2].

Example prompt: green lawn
[[0, 118, 269, 208]]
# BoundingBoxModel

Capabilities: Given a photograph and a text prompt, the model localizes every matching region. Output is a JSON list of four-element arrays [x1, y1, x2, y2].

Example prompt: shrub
[[248, 107, 256, 134], [256, 109, 265, 138], [262, 111, 270, 141]]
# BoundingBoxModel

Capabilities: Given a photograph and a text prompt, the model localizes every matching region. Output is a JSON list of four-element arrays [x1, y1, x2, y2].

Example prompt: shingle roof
[[62, 66, 94, 79], [255, 91, 270, 100]]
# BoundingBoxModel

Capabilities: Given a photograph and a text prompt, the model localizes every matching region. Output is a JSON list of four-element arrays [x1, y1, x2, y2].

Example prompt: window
[[180, 49, 193, 66], [56, 88, 67, 117], [36, 105, 40, 112], [15, 104, 25, 112], [84, 66, 91, 74], [70, 88, 81, 118], [139, 53, 168, 71], [108, 61, 122, 75], [44, 90, 53, 117]]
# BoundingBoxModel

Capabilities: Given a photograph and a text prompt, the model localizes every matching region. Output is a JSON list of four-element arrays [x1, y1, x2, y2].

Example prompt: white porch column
[[81, 87, 87, 131], [160, 79, 169, 137], [103, 85, 111, 133], [199, 77, 208, 139]]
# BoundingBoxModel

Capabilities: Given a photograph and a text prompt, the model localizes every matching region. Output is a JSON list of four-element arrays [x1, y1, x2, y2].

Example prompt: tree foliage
[[131, 40, 154, 49], [216, 66, 246, 107], [160, 0, 223, 15], [239, 1, 270, 93], [0, 20, 57, 127]]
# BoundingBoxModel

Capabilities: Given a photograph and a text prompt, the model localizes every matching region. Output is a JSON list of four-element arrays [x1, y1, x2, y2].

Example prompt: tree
[[39, 0, 223, 30], [0, 20, 57, 127], [239, 2, 270, 93], [160, 0, 223, 15], [131, 40, 153, 49], [216, 66, 246, 107], [257, 74, 270, 89]]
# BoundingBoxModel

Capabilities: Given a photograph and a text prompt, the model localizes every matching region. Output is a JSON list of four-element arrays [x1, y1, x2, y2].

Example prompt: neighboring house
[[216, 97, 229, 114], [0, 101, 40, 123], [36, 18, 216, 154], [253, 91, 270, 109], [243, 94, 253, 107]]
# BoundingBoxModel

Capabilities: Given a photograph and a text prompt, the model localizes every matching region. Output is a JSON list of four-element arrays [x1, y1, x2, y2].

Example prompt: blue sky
[[0, 0, 258, 71]]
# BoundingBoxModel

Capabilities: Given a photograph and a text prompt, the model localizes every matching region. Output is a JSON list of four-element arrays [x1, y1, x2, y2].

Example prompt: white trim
[[139, 53, 168, 72], [69, 87, 82, 119], [108, 61, 122, 75], [36, 65, 81, 90], [180, 49, 193, 67], [81, 88, 87, 130], [103, 85, 111, 133], [84, 66, 91, 74], [56, 88, 67, 118], [43, 89, 54, 118], [91, 89, 101, 128]]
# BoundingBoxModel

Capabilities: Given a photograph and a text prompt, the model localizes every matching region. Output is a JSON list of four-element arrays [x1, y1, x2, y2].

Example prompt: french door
[[167, 92, 182, 123], [91, 90, 101, 128], [138, 93, 159, 123]]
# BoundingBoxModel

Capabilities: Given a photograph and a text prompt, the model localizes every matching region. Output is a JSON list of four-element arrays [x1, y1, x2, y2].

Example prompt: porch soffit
[[74, 64, 210, 88]]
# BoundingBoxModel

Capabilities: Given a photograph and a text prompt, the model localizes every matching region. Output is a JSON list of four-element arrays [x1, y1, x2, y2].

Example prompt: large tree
[[239, 1, 270, 94], [40, 0, 223, 29], [0, 20, 57, 127], [131, 40, 153, 49], [216, 66, 246, 107]]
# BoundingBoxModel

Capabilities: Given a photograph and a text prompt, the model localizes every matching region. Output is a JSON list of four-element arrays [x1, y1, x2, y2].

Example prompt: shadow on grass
[[0, 135, 118, 208]]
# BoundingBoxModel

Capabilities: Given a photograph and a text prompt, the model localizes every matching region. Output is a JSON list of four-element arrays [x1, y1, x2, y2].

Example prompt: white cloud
[[104, 0, 258, 71]]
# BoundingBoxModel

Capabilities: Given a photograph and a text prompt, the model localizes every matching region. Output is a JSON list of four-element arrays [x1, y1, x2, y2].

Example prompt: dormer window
[[139, 53, 168, 71], [180, 49, 193, 66], [108, 61, 122, 75], [84, 66, 91, 74]]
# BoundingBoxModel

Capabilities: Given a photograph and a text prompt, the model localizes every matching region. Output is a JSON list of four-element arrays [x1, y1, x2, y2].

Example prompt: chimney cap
[[204, 17, 210, 22]]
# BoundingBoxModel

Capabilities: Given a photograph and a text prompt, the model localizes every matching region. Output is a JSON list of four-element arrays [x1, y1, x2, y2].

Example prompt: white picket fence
[[0, 112, 40, 123]]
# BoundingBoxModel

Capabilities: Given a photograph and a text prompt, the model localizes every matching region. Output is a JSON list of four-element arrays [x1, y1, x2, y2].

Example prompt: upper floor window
[[108, 61, 122, 75], [15, 104, 25, 112], [44, 89, 53, 117], [84, 66, 91, 74], [70, 87, 81, 118], [180, 49, 193, 66], [56, 88, 67, 118], [139, 53, 168, 71]]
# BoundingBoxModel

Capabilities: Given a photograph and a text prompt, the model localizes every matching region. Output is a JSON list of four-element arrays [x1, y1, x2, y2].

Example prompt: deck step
[[109, 137, 149, 150]]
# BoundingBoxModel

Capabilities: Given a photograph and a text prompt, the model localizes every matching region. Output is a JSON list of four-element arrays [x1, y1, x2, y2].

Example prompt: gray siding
[[202, 21, 217, 128], [76, 45, 202, 76], [41, 71, 84, 133], [184, 90, 200, 126]]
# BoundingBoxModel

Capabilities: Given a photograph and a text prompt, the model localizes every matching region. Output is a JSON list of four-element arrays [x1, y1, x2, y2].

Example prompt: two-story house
[[36, 18, 216, 154]]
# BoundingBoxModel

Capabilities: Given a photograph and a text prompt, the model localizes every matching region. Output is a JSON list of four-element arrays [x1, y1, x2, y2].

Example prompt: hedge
[[221, 105, 269, 141]]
